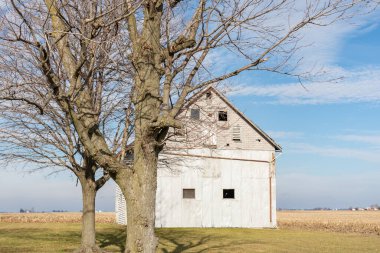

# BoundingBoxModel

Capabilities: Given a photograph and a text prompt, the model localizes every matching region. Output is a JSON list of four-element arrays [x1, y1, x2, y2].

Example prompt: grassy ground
[[1, 222, 380, 252]]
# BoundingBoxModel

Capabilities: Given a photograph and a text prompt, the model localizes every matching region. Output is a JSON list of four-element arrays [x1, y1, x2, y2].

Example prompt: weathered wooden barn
[[115, 86, 281, 228]]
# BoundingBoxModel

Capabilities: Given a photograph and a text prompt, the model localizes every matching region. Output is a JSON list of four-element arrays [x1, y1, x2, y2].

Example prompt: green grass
[[1, 222, 380, 253]]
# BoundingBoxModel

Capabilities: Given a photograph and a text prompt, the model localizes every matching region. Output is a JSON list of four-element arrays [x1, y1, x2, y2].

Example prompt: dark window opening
[[223, 189, 235, 199], [218, 111, 228, 121], [183, 189, 195, 199], [206, 92, 212, 99], [190, 108, 200, 120]]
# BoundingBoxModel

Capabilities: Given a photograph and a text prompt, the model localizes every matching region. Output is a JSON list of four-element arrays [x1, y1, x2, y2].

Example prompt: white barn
[[115, 86, 281, 228]]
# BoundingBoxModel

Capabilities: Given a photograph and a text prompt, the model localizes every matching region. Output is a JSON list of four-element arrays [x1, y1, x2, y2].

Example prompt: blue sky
[[228, 9, 380, 209], [1, 6, 380, 212]]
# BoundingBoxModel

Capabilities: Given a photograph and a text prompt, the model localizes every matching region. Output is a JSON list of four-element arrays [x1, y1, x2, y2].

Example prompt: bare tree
[[0, 0, 378, 252], [0, 1, 131, 252], [0, 94, 114, 252]]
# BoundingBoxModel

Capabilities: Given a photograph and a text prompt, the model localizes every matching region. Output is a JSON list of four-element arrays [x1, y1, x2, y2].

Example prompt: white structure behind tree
[[115, 86, 281, 228]]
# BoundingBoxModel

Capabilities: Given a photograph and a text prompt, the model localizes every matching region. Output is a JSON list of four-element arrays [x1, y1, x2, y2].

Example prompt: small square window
[[223, 189, 235, 199], [183, 189, 195, 199], [190, 108, 200, 120], [206, 92, 212, 99], [218, 111, 227, 121]]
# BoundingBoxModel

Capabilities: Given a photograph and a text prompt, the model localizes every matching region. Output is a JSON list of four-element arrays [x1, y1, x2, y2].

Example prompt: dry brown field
[[1, 210, 380, 236], [0, 212, 115, 223], [277, 210, 380, 235]]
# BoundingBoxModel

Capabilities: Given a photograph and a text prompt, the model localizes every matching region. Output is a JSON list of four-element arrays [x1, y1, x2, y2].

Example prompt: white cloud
[[266, 130, 304, 139], [229, 66, 380, 104], [289, 4, 380, 73], [286, 142, 380, 163], [335, 134, 380, 146], [294, 22, 355, 71], [226, 6, 380, 105]]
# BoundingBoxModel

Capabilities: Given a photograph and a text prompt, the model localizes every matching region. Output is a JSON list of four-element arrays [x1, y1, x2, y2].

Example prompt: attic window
[[190, 108, 200, 120], [218, 111, 227, 121], [232, 125, 241, 141], [183, 189, 195, 199], [206, 92, 212, 99], [223, 189, 235, 199]]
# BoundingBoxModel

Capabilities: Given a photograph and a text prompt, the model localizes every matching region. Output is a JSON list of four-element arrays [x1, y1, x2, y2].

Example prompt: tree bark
[[74, 177, 103, 253], [122, 9, 164, 248], [124, 138, 159, 253]]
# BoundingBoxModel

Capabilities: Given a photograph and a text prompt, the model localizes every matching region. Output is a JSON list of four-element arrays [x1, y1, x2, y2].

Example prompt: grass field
[[0, 211, 380, 252]]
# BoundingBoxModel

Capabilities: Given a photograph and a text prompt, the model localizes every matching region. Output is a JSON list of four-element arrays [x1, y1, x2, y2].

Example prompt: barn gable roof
[[186, 86, 282, 152]]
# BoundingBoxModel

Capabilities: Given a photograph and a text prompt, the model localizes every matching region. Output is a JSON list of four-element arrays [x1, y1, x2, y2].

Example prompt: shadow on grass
[[159, 235, 212, 253], [157, 229, 240, 253], [96, 228, 234, 253], [96, 227, 252, 253], [97, 226, 126, 252]]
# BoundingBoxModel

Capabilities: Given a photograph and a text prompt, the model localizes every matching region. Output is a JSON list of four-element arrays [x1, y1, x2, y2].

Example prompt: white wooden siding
[[174, 89, 275, 151], [114, 88, 279, 228], [115, 185, 127, 225], [116, 149, 277, 228]]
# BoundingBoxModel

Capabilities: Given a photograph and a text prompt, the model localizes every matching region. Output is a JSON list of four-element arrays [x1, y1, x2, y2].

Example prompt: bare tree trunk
[[74, 177, 103, 253], [124, 138, 159, 253]]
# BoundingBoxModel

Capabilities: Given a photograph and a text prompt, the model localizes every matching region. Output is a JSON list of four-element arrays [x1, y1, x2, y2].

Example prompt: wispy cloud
[[227, 8, 380, 105], [289, 6, 380, 73], [334, 134, 380, 146], [266, 130, 304, 139], [230, 66, 380, 104], [286, 142, 380, 163]]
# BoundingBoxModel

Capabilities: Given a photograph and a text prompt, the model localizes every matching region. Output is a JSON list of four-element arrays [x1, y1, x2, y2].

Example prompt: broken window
[[223, 189, 235, 199], [183, 189, 195, 199], [218, 111, 227, 121], [190, 108, 200, 120], [232, 125, 241, 141]]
